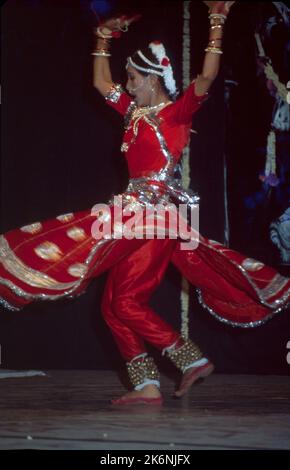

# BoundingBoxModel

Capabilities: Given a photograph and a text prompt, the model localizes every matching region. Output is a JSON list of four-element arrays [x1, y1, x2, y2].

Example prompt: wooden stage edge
[[0, 371, 289, 450]]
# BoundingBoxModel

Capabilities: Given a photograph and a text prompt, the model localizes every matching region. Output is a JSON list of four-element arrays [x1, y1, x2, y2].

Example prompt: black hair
[[130, 47, 177, 101]]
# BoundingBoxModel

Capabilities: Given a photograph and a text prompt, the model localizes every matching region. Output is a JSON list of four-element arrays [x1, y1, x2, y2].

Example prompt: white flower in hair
[[149, 41, 167, 63], [149, 41, 178, 97]]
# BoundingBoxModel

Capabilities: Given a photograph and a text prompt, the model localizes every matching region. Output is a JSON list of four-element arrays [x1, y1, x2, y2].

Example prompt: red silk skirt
[[0, 205, 289, 332]]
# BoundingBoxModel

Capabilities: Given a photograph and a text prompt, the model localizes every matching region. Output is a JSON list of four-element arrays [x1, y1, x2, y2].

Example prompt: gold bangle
[[210, 25, 223, 30], [209, 13, 226, 22], [204, 47, 223, 54], [91, 52, 112, 57], [210, 20, 225, 28], [210, 18, 225, 27]]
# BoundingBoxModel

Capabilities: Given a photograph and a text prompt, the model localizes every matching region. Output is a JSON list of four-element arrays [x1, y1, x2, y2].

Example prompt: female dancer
[[0, 2, 289, 404]]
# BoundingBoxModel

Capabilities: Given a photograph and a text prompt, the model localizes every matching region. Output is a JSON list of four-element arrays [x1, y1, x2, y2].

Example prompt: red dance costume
[[0, 81, 289, 364]]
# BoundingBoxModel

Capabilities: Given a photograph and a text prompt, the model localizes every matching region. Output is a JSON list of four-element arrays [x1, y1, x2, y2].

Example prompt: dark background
[[1, 0, 289, 374]]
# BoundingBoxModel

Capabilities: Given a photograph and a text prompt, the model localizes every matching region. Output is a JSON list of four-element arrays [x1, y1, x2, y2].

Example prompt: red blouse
[[106, 81, 208, 178]]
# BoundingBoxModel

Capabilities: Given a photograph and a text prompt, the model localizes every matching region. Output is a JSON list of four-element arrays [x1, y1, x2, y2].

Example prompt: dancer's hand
[[95, 14, 142, 38], [204, 1, 235, 17]]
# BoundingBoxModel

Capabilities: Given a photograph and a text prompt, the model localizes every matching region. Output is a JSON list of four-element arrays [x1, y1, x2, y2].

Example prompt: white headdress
[[127, 41, 178, 98]]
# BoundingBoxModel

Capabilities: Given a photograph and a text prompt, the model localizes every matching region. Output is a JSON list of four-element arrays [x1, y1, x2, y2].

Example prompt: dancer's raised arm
[[92, 16, 141, 97], [195, 1, 235, 96]]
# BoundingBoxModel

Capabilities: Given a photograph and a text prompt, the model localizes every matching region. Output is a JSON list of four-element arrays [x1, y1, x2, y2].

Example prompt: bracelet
[[209, 13, 227, 21], [210, 24, 223, 30], [91, 46, 110, 54], [204, 47, 223, 55], [210, 19, 225, 26], [91, 52, 112, 57], [209, 16, 226, 27]]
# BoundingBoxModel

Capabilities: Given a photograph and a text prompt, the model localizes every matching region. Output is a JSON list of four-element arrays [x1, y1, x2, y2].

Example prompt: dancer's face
[[126, 65, 153, 107]]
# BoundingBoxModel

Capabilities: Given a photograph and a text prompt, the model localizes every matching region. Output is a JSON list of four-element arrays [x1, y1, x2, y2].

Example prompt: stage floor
[[0, 371, 289, 450]]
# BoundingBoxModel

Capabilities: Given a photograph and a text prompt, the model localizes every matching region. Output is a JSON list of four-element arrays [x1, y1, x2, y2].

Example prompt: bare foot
[[174, 361, 214, 398], [111, 384, 163, 405]]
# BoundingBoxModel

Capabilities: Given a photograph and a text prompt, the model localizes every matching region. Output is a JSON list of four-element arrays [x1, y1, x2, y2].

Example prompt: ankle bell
[[165, 338, 203, 373], [126, 354, 160, 389]]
